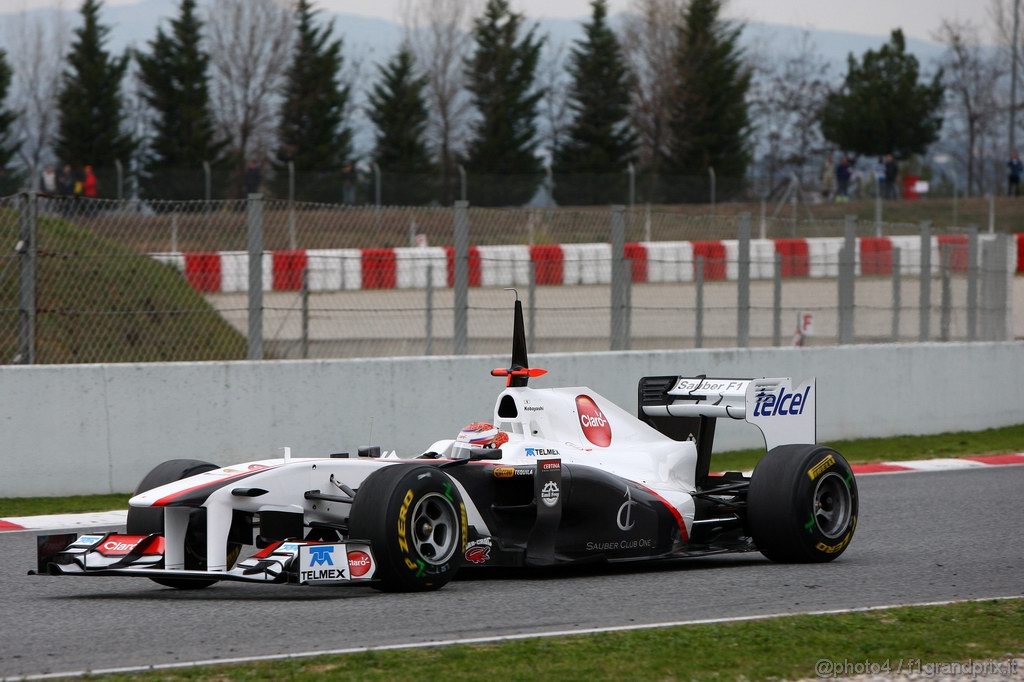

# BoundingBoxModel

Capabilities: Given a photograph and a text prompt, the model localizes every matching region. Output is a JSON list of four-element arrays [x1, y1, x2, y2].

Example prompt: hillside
[[0, 205, 247, 364]]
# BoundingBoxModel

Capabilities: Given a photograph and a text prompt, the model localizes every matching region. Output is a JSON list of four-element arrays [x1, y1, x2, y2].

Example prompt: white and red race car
[[33, 300, 858, 592]]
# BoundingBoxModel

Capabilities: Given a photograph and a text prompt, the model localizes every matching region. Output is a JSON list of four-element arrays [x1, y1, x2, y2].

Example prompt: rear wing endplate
[[639, 376, 816, 451]]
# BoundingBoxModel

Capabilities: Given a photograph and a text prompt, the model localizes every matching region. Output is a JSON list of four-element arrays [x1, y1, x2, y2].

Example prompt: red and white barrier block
[[154, 233, 1022, 294]]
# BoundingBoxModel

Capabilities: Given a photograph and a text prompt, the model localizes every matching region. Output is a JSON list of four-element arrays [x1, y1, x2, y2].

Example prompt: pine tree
[[820, 30, 944, 159], [274, 0, 352, 202], [0, 49, 18, 192], [663, 0, 751, 201], [553, 0, 637, 206], [368, 47, 435, 205], [56, 0, 134, 188], [465, 0, 545, 206], [136, 0, 226, 200]]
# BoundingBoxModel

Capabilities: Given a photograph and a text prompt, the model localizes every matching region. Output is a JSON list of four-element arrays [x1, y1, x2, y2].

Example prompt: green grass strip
[[2, 423, 1022, 518], [712, 422, 1024, 473], [94, 599, 1023, 681], [0, 494, 131, 518]]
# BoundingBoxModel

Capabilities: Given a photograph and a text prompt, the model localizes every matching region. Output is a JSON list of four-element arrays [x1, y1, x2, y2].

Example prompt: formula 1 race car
[[32, 299, 858, 592]]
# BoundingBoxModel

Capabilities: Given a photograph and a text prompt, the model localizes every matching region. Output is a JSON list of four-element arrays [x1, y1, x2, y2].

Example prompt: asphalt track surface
[[1, 467, 1022, 679]]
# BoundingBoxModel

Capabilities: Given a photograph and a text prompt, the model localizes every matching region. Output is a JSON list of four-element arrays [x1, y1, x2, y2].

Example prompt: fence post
[[874, 175, 882, 237], [838, 215, 856, 344], [625, 257, 633, 351], [891, 247, 902, 342], [790, 173, 798, 238], [453, 200, 469, 355], [993, 233, 1013, 340], [247, 193, 264, 361], [114, 160, 124, 200], [171, 210, 179, 253], [528, 259, 536, 351], [708, 167, 716, 216], [940, 245, 952, 341], [967, 226, 979, 341], [627, 162, 636, 208], [288, 160, 297, 250], [17, 191, 37, 364], [737, 213, 751, 347], [918, 222, 932, 341], [980, 239, 993, 341], [372, 162, 382, 234], [203, 160, 212, 231], [425, 263, 434, 356], [610, 206, 627, 350], [979, 236, 1011, 342], [301, 267, 309, 359], [772, 252, 782, 346], [1001, 233, 1013, 341], [458, 164, 467, 203], [952, 176, 959, 227], [988, 193, 995, 234], [695, 256, 704, 349]]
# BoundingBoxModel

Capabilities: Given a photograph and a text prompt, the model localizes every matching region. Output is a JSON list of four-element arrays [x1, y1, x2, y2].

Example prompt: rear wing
[[638, 375, 816, 453]]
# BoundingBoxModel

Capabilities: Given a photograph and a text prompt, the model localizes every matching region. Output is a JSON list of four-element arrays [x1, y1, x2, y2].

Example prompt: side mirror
[[469, 447, 502, 461]]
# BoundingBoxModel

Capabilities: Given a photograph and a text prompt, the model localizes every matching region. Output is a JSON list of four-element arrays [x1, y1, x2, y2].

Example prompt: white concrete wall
[[2, 342, 1022, 497]]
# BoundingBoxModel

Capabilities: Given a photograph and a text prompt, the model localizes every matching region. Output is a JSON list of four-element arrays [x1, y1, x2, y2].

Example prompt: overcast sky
[[0, 0, 991, 43]]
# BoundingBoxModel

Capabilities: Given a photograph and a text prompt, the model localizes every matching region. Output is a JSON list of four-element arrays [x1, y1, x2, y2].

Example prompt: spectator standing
[[40, 165, 58, 194], [883, 154, 899, 200], [56, 164, 74, 196], [820, 152, 836, 201], [82, 165, 98, 198], [1008, 151, 1022, 196], [835, 155, 852, 203], [244, 159, 262, 196], [341, 164, 356, 205]]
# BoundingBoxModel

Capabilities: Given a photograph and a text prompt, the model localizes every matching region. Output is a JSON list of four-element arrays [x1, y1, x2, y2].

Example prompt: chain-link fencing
[[0, 194, 248, 363], [1, 192, 1019, 364]]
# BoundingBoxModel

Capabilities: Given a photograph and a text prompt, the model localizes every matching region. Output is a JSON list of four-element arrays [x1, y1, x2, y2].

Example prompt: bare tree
[[935, 19, 1006, 195], [620, 0, 686, 173], [401, 0, 477, 202], [206, 0, 293, 180], [748, 32, 831, 192], [4, 5, 70, 185]]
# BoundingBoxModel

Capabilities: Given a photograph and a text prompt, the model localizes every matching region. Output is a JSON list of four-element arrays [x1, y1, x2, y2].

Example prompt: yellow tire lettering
[[460, 502, 468, 552], [815, 532, 851, 554], [397, 489, 414, 554], [807, 453, 835, 481], [404, 557, 418, 570]]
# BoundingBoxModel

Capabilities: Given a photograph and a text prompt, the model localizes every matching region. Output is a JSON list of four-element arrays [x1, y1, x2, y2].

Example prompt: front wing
[[31, 532, 379, 586]]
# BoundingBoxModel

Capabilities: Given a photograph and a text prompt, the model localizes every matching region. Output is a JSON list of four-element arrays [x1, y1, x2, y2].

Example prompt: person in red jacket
[[82, 165, 98, 198]]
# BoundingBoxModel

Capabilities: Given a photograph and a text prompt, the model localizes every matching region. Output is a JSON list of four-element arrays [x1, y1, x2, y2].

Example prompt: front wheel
[[348, 464, 466, 592], [748, 445, 858, 563]]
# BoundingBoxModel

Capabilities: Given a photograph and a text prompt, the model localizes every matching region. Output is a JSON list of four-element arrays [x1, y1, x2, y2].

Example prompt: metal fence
[[22, 165, 746, 207], [0, 192, 1017, 364]]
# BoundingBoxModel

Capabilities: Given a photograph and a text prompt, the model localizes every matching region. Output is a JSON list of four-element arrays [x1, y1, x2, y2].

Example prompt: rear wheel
[[748, 445, 858, 563], [127, 459, 239, 589], [348, 464, 466, 592]]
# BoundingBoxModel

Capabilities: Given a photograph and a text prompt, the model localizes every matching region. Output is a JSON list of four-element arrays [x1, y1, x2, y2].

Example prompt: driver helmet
[[455, 422, 509, 450]]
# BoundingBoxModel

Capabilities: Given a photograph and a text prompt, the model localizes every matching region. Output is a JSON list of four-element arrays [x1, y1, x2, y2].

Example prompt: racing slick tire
[[126, 459, 240, 589], [348, 464, 467, 592], [748, 444, 858, 563]]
